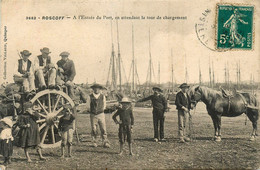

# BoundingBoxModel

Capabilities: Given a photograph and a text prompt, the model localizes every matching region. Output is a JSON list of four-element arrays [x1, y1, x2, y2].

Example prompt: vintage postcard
[[0, 0, 259, 169]]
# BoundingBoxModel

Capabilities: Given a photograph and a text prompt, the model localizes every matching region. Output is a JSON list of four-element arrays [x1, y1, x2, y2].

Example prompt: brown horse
[[189, 85, 259, 141]]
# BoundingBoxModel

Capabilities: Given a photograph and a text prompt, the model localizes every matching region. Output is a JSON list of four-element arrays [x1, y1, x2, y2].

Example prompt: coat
[[175, 91, 191, 110]]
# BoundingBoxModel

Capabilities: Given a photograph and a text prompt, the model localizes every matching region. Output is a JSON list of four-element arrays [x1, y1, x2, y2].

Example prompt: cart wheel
[[30, 89, 75, 148]]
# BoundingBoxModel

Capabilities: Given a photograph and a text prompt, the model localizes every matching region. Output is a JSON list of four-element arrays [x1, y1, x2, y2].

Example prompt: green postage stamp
[[216, 4, 254, 50]]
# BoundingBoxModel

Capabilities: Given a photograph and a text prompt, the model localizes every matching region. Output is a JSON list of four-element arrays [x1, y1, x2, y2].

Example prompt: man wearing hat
[[56, 52, 76, 98], [13, 50, 36, 94], [86, 83, 110, 148], [34, 47, 56, 90], [137, 87, 167, 142], [175, 83, 192, 143]]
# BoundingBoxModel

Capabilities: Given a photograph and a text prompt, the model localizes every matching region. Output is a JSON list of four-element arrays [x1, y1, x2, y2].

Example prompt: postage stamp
[[216, 4, 254, 50]]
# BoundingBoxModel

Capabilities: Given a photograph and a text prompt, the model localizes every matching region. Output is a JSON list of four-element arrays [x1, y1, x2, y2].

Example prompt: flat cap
[[60, 51, 70, 56]]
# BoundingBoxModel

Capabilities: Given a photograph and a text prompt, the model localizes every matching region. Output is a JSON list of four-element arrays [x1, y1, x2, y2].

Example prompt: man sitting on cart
[[13, 50, 36, 97], [56, 52, 76, 99], [34, 47, 56, 90]]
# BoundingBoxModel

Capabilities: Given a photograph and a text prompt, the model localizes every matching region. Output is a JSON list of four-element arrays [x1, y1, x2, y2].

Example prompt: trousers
[[153, 109, 165, 140], [178, 110, 189, 138], [90, 113, 108, 142], [13, 74, 35, 92], [35, 68, 56, 87], [61, 129, 74, 146], [56, 73, 74, 98], [118, 124, 132, 144]]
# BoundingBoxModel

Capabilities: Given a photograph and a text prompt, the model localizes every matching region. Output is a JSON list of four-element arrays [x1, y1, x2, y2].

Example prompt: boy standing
[[112, 97, 134, 155], [58, 104, 76, 158]]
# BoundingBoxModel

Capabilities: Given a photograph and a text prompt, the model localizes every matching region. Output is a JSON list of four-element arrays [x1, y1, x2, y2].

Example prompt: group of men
[[13, 48, 76, 98], [85, 82, 193, 148], [137, 83, 192, 143]]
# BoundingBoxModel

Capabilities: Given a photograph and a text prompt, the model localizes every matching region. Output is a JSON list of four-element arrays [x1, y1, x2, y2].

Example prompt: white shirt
[[34, 56, 47, 71]]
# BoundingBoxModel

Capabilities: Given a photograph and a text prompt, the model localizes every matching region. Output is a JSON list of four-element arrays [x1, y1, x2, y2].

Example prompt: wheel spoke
[[54, 123, 61, 136], [36, 119, 46, 123], [67, 108, 73, 114], [36, 99, 49, 115], [57, 115, 63, 119], [38, 112, 47, 118], [54, 107, 64, 116], [41, 125, 49, 144], [53, 95, 61, 112], [39, 123, 46, 131], [51, 125, 55, 144], [48, 93, 51, 113]]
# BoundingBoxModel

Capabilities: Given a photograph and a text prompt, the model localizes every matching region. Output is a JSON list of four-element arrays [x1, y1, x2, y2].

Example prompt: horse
[[189, 85, 259, 141]]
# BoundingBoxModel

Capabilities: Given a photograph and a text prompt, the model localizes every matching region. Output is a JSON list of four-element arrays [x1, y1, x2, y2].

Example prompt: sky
[[0, 0, 259, 85]]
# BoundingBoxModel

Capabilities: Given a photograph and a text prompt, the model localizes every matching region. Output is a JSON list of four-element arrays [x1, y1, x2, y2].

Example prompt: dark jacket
[[57, 59, 76, 81], [175, 91, 191, 110], [112, 105, 134, 126], [18, 59, 31, 74], [37, 55, 51, 66], [58, 113, 76, 131], [138, 94, 167, 111], [90, 94, 105, 115]]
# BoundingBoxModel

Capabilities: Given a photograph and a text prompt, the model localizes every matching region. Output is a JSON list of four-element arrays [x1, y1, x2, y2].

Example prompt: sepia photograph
[[0, 0, 259, 169]]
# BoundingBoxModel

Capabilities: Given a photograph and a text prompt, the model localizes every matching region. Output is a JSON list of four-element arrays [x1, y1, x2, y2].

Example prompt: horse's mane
[[189, 85, 222, 104], [199, 86, 222, 99]]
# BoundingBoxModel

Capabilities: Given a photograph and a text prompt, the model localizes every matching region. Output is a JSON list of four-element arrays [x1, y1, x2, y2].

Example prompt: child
[[58, 104, 76, 158], [112, 97, 134, 155], [0, 117, 13, 165], [17, 102, 46, 162]]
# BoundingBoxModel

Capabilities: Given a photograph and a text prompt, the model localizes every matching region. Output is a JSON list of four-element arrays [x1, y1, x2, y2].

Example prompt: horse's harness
[[225, 93, 248, 114]]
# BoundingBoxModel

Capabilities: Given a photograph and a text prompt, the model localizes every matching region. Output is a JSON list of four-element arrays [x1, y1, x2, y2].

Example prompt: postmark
[[195, 9, 217, 51], [216, 4, 254, 50]]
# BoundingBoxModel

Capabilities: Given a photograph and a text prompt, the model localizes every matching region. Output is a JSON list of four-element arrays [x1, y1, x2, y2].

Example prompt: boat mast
[[171, 49, 174, 91], [158, 62, 160, 86], [131, 24, 135, 93], [116, 20, 122, 91], [185, 54, 188, 83], [209, 56, 212, 87]]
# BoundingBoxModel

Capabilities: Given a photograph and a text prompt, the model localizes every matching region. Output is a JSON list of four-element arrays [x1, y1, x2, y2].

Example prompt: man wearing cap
[[13, 50, 36, 95], [56, 52, 76, 98], [175, 83, 192, 143], [34, 47, 56, 90], [86, 84, 110, 148], [137, 87, 167, 142]]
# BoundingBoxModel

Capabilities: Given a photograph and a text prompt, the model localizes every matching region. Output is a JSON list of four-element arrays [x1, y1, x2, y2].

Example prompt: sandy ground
[[1, 102, 260, 169]]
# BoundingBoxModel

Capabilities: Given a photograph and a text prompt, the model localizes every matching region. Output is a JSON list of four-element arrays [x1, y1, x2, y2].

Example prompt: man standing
[[86, 84, 110, 148], [175, 83, 191, 143], [137, 87, 167, 142], [34, 47, 56, 90], [13, 50, 36, 95], [56, 52, 76, 98]]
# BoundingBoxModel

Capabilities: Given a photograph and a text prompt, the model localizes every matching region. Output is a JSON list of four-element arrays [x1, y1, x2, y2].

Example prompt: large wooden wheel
[[30, 89, 75, 148]]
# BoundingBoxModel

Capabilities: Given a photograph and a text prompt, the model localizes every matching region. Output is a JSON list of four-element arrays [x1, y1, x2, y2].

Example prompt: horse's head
[[188, 85, 202, 107]]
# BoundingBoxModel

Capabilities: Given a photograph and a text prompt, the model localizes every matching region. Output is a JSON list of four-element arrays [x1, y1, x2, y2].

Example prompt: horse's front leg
[[210, 115, 218, 140], [216, 114, 222, 141]]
